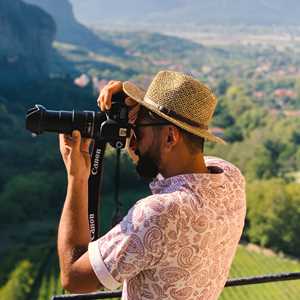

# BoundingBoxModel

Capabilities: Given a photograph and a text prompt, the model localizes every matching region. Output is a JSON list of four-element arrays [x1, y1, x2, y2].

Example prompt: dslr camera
[[25, 92, 130, 148]]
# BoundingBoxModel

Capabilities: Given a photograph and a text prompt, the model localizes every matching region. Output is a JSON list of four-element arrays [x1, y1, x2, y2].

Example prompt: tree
[[223, 125, 244, 142], [246, 179, 300, 257], [0, 172, 64, 225], [216, 79, 230, 95]]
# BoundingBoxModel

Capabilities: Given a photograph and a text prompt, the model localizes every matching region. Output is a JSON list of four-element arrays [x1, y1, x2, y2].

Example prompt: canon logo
[[91, 148, 102, 175], [89, 213, 96, 240]]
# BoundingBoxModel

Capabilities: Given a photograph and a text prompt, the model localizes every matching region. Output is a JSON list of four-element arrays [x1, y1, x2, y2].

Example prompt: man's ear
[[165, 126, 180, 150]]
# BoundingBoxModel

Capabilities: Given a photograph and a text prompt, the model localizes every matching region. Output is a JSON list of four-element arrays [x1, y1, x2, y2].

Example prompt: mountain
[[70, 0, 177, 22], [0, 0, 55, 86], [24, 0, 124, 56], [70, 0, 300, 26]]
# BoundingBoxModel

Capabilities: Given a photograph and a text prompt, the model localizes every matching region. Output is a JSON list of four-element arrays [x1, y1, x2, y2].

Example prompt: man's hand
[[97, 80, 123, 111], [97, 80, 140, 123], [59, 130, 92, 180], [97, 80, 140, 162]]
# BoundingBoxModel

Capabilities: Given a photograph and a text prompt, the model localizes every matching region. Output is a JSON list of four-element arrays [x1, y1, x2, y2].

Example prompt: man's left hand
[[59, 130, 92, 180]]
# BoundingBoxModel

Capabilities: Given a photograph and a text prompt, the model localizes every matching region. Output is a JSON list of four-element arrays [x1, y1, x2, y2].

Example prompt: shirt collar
[[149, 166, 224, 195]]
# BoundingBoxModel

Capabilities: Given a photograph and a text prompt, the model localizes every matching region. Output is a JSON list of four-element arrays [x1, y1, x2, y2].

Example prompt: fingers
[[128, 103, 140, 124], [81, 137, 92, 153], [59, 133, 72, 151], [125, 96, 138, 107], [97, 93, 104, 111], [59, 133, 64, 148], [101, 88, 112, 111], [72, 130, 81, 153], [97, 81, 122, 111], [60, 131, 91, 154]]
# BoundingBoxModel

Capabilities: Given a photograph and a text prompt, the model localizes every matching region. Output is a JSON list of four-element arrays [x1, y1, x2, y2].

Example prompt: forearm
[[58, 177, 90, 279]]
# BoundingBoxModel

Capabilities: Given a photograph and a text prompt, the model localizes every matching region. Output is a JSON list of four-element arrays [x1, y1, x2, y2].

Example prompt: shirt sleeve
[[88, 195, 173, 290]]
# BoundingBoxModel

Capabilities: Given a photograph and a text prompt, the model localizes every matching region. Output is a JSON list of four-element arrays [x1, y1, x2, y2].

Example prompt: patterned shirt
[[88, 156, 246, 300]]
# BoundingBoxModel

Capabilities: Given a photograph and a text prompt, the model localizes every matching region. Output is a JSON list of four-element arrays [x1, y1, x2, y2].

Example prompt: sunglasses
[[130, 122, 171, 140]]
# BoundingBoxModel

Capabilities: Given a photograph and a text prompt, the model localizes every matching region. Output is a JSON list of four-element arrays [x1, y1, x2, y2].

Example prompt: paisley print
[[159, 267, 190, 283], [181, 206, 193, 223], [158, 214, 169, 228], [199, 231, 210, 249], [167, 202, 180, 218], [144, 226, 163, 253], [191, 215, 209, 233], [170, 287, 193, 300], [89, 156, 246, 300], [189, 194, 204, 211], [124, 234, 145, 258], [142, 289, 154, 299], [195, 270, 209, 288], [177, 247, 194, 268], [167, 230, 177, 240], [132, 205, 145, 224], [127, 276, 142, 300], [148, 200, 165, 213], [144, 269, 158, 281], [117, 259, 136, 274], [152, 283, 167, 298]]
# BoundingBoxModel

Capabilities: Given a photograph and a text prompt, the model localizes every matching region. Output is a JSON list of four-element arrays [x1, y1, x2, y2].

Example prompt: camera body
[[26, 92, 130, 149]]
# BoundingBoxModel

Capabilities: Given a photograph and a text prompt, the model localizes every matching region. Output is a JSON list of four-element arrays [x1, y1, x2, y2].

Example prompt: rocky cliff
[[0, 0, 56, 86], [24, 0, 124, 56]]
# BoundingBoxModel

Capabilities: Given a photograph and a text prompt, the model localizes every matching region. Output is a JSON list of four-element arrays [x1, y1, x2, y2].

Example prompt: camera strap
[[88, 140, 106, 241], [111, 148, 123, 227]]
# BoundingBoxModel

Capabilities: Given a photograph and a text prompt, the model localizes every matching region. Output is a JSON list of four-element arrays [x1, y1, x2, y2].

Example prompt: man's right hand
[[97, 80, 140, 124], [97, 80, 140, 162], [97, 80, 122, 111]]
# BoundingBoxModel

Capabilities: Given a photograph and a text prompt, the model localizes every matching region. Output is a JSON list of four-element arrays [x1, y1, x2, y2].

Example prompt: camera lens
[[26, 105, 106, 138]]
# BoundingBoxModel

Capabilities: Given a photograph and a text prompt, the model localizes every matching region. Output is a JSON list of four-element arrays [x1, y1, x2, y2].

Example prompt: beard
[[135, 148, 160, 181]]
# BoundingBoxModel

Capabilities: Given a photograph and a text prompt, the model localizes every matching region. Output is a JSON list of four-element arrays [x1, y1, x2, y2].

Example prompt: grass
[[219, 244, 300, 300]]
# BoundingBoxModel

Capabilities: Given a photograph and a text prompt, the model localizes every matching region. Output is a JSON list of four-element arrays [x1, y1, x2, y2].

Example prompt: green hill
[[220, 244, 300, 300]]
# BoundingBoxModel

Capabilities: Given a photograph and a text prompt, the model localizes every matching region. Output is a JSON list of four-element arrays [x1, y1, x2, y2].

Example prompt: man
[[58, 70, 246, 300]]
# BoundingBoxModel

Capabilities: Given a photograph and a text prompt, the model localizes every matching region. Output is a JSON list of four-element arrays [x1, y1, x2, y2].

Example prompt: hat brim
[[123, 81, 226, 144]]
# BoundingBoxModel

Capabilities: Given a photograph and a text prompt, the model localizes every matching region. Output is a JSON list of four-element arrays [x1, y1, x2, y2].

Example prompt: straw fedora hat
[[123, 70, 226, 144]]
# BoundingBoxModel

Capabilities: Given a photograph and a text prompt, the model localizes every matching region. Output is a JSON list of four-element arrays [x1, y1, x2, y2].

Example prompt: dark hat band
[[157, 105, 208, 130], [144, 95, 208, 129]]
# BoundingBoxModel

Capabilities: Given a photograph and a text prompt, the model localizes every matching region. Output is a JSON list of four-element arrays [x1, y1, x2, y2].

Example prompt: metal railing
[[52, 271, 300, 300]]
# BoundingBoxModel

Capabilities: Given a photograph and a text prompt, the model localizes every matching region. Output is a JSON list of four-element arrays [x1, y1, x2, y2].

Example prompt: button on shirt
[[88, 156, 246, 300]]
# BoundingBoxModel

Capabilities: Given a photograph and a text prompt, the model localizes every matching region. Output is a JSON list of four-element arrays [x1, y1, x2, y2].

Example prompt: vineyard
[[1, 243, 299, 300], [0, 243, 60, 300], [219, 245, 300, 300]]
